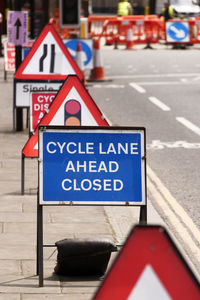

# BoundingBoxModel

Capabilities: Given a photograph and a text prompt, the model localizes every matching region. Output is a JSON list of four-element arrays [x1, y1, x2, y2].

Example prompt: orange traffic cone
[[76, 41, 84, 70], [90, 38, 106, 81], [76, 41, 87, 85], [126, 28, 134, 50]]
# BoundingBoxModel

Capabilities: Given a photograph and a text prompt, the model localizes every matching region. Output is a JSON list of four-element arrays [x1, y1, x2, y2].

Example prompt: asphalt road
[[88, 45, 200, 231]]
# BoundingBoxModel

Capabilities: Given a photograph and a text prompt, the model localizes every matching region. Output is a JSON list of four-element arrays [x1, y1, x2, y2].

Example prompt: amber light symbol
[[64, 99, 81, 126]]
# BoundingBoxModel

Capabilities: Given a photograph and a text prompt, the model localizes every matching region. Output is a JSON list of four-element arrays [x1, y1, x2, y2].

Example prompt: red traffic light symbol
[[64, 99, 81, 126]]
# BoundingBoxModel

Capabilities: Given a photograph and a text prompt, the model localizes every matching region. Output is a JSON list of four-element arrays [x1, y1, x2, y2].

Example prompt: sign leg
[[16, 108, 23, 131], [26, 108, 29, 129], [13, 105, 16, 132], [139, 205, 147, 224], [38, 203, 44, 287], [4, 69, 7, 81], [36, 200, 39, 276], [15, 45, 23, 131], [21, 154, 25, 195]]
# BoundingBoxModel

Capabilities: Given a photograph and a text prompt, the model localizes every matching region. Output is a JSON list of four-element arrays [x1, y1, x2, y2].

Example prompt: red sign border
[[22, 75, 109, 157], [93, 225, 200, 300], [15, 24, 83, 80]]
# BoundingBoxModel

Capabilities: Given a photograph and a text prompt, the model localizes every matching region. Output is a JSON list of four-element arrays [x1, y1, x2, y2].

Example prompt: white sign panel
[[14, 80, 63, 107]]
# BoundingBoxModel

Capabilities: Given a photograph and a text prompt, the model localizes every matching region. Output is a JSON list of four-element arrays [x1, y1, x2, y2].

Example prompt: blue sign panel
[[39, 127, 146, 206], [22, 48, 29, 60], [22, 39, 93, 69], [166, 22, 189, 43], [64, 39, 93, 68]]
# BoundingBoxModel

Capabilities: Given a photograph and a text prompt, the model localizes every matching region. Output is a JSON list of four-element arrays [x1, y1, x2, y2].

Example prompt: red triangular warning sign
[[15, 24, 83, 81], [22, 75, 109, 157], [93, 225, 200, 300]]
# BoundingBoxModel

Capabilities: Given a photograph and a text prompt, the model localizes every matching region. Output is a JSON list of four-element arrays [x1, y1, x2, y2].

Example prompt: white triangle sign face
[[50, 86, 100, 126], [127, 265, 172, 300], [15, 24, 83, 80], [22, 75, 109, 157]]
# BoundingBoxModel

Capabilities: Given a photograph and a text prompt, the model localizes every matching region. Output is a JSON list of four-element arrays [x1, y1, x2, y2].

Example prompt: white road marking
[[134, 81, 187, 85], [147, 165, 200, 278], [92, 84, 125, 88], [129, 82, 146, 93], [109, 73, 200, 79], [176, 117, 200, 136], [148, 96, 171, 111], [147, 140, 200, 150]]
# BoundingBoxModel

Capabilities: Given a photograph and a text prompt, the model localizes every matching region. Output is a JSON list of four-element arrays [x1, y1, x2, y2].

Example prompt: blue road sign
[[166, 22, 189, 42], [64, 39, 93, 69], [22, 48, 29, 60], [22, 39, 93, 69], [39, 127, 146, 205]]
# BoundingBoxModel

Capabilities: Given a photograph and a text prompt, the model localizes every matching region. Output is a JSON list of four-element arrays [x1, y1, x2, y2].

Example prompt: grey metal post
[[38, 203, 43, 287], [21, 154, 25, 195], [15, 0, 23, 132], [139, 205, 147, 224]]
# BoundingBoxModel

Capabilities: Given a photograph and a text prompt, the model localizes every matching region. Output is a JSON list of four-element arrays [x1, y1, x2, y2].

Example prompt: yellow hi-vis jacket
[[161, 6, 175, 19], [118, 1, 131, 16]]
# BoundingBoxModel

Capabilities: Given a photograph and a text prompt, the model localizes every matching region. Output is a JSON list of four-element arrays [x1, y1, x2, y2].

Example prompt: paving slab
[[0, 260, 21, 275], [22, 294, 93, 300], [0, 295, 20, 300], [0, 274, 61, 293], [4, 221, 111, 235], [0, 245, 36, 260]]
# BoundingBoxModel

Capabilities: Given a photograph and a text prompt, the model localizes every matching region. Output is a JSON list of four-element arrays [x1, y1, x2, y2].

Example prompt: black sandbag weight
[[54, 237, 117, 276]]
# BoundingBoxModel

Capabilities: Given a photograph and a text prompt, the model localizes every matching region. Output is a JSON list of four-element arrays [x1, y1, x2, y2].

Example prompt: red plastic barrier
[[99, 16, 163, 47], [189, 18, 200, 44], [88, 15, 116, 39], [51, 15, 200, 46]]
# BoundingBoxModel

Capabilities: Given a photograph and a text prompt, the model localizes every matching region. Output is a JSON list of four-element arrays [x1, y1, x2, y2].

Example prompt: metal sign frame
[[37, 125, 147, 287], [39, 126, 146, 206]]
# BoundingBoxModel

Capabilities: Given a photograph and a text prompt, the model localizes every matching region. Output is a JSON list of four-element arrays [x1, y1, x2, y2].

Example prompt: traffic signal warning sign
[[22, 75, 109, 157]]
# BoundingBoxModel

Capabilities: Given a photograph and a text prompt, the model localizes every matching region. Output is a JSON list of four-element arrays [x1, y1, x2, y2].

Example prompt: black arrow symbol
[[14, 18, 22, 40]]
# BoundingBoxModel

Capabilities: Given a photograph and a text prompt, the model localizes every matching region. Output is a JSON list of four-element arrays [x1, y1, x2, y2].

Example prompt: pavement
[[0, 52, 199, 300]]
